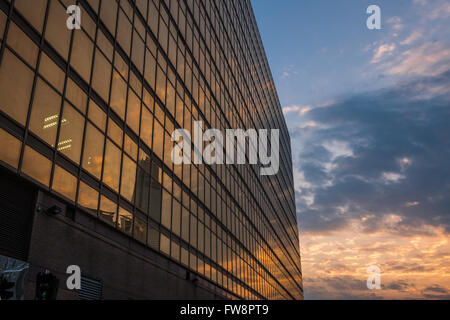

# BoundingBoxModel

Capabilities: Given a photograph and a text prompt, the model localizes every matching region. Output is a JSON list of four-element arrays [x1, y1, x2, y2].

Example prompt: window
[[14, 0, 47, 34], [82, 123, 104, 179], [99, 195, 117, 225], [88, 101, 107, 132], [140, 106, 153, 148], [0, 128, 21, 168], [78, 181, 99, 215], [117, 207, 133, 235], [110, 72, 127, 120], [52, 165, 77, 201], [7, 23, 39, 67], [92, 50, 111, 102], [161, 190, 172, 229], [0, 50, 34, 125], [134, 216, 147, 243], [160, 233, 170, 255], [29, 79, 62, 146], [65, 78, 87, 114], [71, 31, 94, 83], [171, 199, 181, 236], [39, 53, 65, 93], [103, 140, 121, 192], [21, 146, 52, 186], [58, 103, 85, 164], [120, 155, 136, 202], [126, 89, 141, 134], [45, 0, 71, 59]]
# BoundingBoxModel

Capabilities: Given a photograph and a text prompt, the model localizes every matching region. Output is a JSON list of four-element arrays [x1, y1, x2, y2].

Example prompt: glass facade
[[0, 0, 302, 299]]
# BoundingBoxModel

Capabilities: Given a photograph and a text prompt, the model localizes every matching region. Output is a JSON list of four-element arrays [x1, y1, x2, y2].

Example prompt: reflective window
[[29, 79, 61, 146], [78, 181, 99, 215], [82, 123, 104, 179], [58, 103, 85, 164], [0, 128, 21, 168], [103, 139, 121, 192], [22, 146, 51, 186], [0, 50, 34, 125], [52, 165, 77, 201]]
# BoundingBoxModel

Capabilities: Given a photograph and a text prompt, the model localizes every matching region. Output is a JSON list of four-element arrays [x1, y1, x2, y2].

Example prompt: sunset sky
[[252, 0, 450, 299]]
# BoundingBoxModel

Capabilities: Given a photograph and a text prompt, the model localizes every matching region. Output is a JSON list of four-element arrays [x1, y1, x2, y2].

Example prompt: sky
[[251, 0, 450, 299]]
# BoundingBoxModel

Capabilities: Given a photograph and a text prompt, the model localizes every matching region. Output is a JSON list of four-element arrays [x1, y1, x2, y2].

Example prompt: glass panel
[[148, 226, 160, 249], [71, 31, 94, 83], [181, 247, 188, 266], [39, 53, 65, 93], [161, 189, 171, 229], [110, 72, 127, 119], [65, 78, 87, 114], [117, 207, 133, 235], [107, 119, 123, 146], [171, 199, 181, 236], [171, 241, 180, 261], [160, 233, 170, 255], [120, 155, 136, 202], [29, 79, 61, 147], [140, 106, 153, 148], [134, 216, 147, 243], [82, 123, 104, 179], [45, 0, 71, 59], [103, 140, 121, 192], [52, 165, 77, 201], [124, 135, 138, 160], [126, 89, 141, 134], [14, 0, 47, 33], [58, 103, 84, 164], [0, 50, 34, 125], [92, 50, 111, 102], [6, 23, 39, 66], [135, 166, 150, 213], [88, 101, 107, 132], [99, 195, 117, 225], [181, 207, 189, 242], [0, 128, 21, 168], [21, 146, 51, 186], [149, 177, 162, 223], [78, 181, 99, 215]]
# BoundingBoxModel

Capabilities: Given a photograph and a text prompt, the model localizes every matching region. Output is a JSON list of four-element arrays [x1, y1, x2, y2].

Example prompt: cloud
[[371, 43, 396, 63], [400, 31, 422, 46], [387, 16, 404, 32], [282, 105, 312, 116]]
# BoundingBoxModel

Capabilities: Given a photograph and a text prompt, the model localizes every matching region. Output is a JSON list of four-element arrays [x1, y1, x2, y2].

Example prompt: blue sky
[[252, 0, 450, 299]]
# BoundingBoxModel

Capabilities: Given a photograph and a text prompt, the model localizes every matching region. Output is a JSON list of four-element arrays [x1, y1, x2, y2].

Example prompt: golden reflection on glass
[[110, 71, 126, 120], [172, 199, 181, 237], [103, 139, 121, 192], [0, 50, 34, 125], [65, 78, 87, 114], [39, 53, 64, 93], [160, 233, 170, 255], [82, 123, 104, 179], [88, 100, 107, 132], [45, 0, 71, 60], [134, 216, 147, 243], [124, 134, 138, 160], [78, 181, 99, 216], [14, 0, 47, 33], [52, 165, 77, 201], [7, 23, 38, 67], [120, 154, 136, 202], [171, 241, 180, 262], [70, 31, 93, 83], [21, 146, 51, 186], [126, 89, 141, 134], [99, 195, 117, 225], [58, 102, 84, 164], [29, 79, 61, 146], [117, 207, 133, 235], [0, 128, 21, 168], [92, 50, 111, 102]]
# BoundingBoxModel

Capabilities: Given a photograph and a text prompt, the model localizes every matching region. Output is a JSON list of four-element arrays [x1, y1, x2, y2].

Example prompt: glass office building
[[0, 0, 303, 299]]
